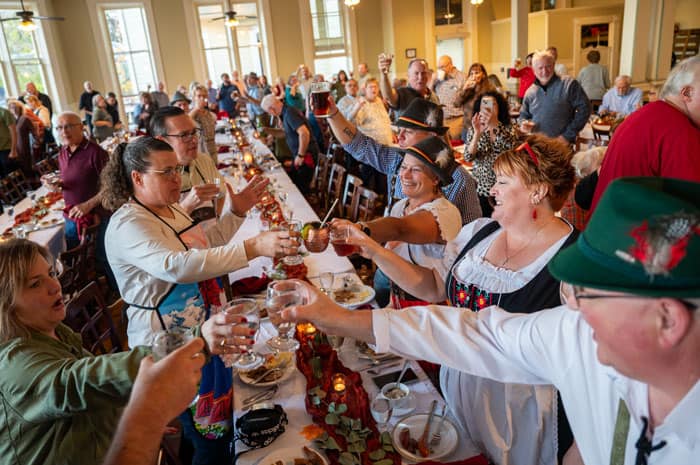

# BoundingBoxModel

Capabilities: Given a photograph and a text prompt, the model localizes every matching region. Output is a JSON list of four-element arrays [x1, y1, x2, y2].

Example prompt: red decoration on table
[[416, 456, 489, 465], [295, 330, 402, 465], [230, 276, 271, 295]]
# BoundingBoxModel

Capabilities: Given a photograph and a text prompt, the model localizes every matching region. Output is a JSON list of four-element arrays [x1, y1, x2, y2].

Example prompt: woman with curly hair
[[343, 134, 578, 465], [465, 90, 519, 216], [455, 62, 495, 141]]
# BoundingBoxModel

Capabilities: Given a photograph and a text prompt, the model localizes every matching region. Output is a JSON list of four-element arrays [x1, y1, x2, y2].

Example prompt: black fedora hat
[[396, 99, 449, 135], [403, 136, 456, 185]]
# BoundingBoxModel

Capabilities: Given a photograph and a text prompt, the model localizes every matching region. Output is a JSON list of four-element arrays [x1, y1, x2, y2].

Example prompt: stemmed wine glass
[[370, 396, 393, 431], [265, 280, 304, 351], [223, 298, 264, 370]]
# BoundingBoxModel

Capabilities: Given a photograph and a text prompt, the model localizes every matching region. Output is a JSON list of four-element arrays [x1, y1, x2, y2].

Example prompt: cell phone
[[482, 97, 494, 111], [372, 368, 419, 389]]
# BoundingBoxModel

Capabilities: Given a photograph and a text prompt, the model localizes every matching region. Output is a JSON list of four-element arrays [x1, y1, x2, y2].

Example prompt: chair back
[[342, 173, 362, 220], [7, 170, 32, 195], [59, 242, 91, 299], [327, 163, 346, 216], [34, 158, 56, 176], [353, 186, 380, 222], [64, 281, 124, 354], [591, 124, 611, 145], [0, 177, 24, 205]]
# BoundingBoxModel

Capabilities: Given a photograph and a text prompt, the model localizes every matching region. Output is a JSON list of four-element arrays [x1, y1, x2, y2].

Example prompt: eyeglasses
[[145, 165, 185, 178], [164, 128, 201, 142], [570, 285, 697, 310], [55, 123, 82, 132]]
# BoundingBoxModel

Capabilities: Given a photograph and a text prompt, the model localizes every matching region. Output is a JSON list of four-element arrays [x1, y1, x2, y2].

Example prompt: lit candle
[[243, 152, 254, 166], [332, 373, 347, 395], [297, 323, 317, 335]]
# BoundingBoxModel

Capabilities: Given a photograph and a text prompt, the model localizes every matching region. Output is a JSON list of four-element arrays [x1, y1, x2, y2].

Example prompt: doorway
[[436, 37, 464, 71]]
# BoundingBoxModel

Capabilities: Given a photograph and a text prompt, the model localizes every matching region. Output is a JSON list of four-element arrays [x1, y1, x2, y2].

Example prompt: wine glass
[[282, 220, 303, 264], [1, 202, 14, 220], [265, 280, 304, 351], [370, 395, 393, 431], [223, 298, 264, 370]]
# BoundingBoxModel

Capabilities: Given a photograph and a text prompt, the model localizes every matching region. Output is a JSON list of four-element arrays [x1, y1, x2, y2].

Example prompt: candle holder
[[331, 373, 347, 398], [297, 322, 317, 346]]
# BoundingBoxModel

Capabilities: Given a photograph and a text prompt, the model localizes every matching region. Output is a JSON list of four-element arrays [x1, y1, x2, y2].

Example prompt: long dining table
[[0, 185, 66, 257], [217, 124, 475, 465]]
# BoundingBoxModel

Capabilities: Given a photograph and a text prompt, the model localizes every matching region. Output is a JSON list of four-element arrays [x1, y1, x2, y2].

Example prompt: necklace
[[498, 218, 555, 268]]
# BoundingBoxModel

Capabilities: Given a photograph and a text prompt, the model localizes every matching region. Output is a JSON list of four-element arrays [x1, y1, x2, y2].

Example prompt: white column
[[511, 0, 529, 64]]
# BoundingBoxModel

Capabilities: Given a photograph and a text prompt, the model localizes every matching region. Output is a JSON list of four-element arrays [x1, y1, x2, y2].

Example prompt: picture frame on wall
[[405, 48, 417, 59]]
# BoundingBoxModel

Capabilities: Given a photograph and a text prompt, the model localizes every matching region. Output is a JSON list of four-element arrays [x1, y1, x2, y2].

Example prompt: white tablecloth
[[0, 186, 66, 258], [219, 130, 472, 465]]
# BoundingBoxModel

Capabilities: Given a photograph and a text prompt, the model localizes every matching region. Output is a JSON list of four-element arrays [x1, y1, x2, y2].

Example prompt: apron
[[130, 199, 233, 440], [181, 164, 218, 224]]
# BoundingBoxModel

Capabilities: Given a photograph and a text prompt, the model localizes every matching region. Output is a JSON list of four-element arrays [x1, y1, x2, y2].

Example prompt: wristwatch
[[357, 222, 371, 237]]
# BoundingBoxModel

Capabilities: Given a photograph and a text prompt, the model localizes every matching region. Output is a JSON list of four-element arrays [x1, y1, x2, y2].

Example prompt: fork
[[430, 405, 448, 448], [241, 385, 278, 407]]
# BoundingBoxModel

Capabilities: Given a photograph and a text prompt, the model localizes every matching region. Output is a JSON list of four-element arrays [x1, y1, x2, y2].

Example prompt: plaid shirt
[[344, 132, 482, 225], [433, 69, 467, 119]]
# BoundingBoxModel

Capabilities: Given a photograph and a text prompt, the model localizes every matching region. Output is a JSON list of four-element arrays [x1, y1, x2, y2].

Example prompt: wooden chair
[[34, 158, 56, 175], [326, 163, 346, 216], [310, 152, 332, 209], [353, 186, 381, 223], [6, 170, 33, 195], [591, 124, 612, 145], [341, 173, 362, 219], [64, 281, 125, 355], [59, 242, 91, 300], [0, 177, 24, 205]]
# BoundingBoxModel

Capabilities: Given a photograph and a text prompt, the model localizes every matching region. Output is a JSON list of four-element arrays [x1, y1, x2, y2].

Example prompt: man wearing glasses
[[150, 106, 268, 222], [283, 176, 700, 464], [54, 111, 114, 282]]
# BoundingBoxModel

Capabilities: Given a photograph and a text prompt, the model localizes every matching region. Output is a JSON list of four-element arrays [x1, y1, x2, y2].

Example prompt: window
[[198, 4, 233, 81], [309, 0, 351, 78], [434, 0, 463, 26], [0, 9, 52, 106], [530, 0, 555, 12], [104, 7, 158, 114], [231, 2, 264, 76]]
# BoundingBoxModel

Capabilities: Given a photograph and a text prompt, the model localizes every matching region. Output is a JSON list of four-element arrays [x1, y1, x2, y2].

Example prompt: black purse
[[233, 403, 288, 463]]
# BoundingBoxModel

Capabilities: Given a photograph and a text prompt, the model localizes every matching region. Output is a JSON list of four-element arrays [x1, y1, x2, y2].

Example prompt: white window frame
[[183, 0, 275, 82], [0, 0, 60, 107], [87, 0, 165, 123], [298, 0, 358, 76]]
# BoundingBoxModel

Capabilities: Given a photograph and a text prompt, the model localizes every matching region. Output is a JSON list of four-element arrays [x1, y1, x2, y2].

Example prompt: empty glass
[[370, 396, 393, 431], [265, 280, 304, 351], [152, 327, 194, 361], [319, 271, 334, 295], [223, 298, 264, 370]]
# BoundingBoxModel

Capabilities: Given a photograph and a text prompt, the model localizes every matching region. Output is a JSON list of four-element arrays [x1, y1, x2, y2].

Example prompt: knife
[[418, 400, 438, 457]]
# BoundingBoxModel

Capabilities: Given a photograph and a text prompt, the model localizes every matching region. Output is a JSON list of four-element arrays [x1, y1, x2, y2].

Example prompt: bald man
[[599, 75, 643, 116], [432, 55, 466, 139]]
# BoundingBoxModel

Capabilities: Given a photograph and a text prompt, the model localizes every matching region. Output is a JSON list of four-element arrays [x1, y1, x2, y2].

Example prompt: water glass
[[319, 272, 334, 295], [265, 280, 304, 351], [152, 327, 194, 361], [327, 334, 345, 351], [212, 178, 225, 199], [370, 396, 393, 431], [223, 298, 264, 370]]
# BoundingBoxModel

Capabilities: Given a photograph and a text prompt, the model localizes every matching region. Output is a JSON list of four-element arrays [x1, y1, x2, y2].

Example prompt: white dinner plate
[[257, 446, 328, 465], [37, 217, 65, 229], [391, 413, 458, 462], [332, 284, 375, 309], [238, 354, 296, 387]]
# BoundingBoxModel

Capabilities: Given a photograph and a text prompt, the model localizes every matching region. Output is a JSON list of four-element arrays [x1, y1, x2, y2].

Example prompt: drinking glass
[[1, 203, 14, 220], [310, 82, 332, 117], [223, 298, 264, 370], [319, 271, 334, 295], [282, 220, 303, 264], [370, 396, 393, 431], [330, 226, 358, 257], [212, 178, 225, 200], [265, 280, 304, 351], [327, 334, 345, 352], [152, 327, 194, 361]]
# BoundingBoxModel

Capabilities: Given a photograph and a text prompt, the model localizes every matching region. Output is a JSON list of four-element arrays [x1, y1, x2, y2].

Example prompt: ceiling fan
[[0, 0, 64, 32], [210, 10, 256, 28]]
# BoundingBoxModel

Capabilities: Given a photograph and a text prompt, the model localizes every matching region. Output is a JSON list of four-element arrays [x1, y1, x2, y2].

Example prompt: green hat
[[403, 136, 456, 186], [549, 177, 700, 297]]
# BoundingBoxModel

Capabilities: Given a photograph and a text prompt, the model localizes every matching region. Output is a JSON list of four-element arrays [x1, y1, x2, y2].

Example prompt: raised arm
[[378, 54, 398, 107], [345, 227, 446, 302], [332, 209, 443, 244]]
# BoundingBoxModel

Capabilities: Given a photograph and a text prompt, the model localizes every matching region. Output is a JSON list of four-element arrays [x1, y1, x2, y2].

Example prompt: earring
[[532, 208, 538, 220], [532, 196, 540, 220]]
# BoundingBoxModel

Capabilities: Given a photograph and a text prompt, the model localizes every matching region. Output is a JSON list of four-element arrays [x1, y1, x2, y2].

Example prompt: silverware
[[359, 359, 402, 373], [430, 405, 447, 448], [417, 400, 438, 457], [365, 361, 403, 376], [241, 385, 278, 407], [395, 359, 411, 385]]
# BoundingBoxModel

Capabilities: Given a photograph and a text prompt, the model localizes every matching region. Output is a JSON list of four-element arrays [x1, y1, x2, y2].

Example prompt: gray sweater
[[519, 75, 591, 142]]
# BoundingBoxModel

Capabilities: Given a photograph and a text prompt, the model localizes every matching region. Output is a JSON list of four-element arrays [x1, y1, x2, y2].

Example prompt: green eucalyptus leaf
[[335, 403, 348, 414], [311, 356, 322, 379], [368, 449, 386, 460], [373, 459, 395, 465], [325, 413, 340, 425], [347, 431, 361, 443], [322, 436, 341, 450], [338, 452, 356, 465], [346, 441, 366, 453]]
